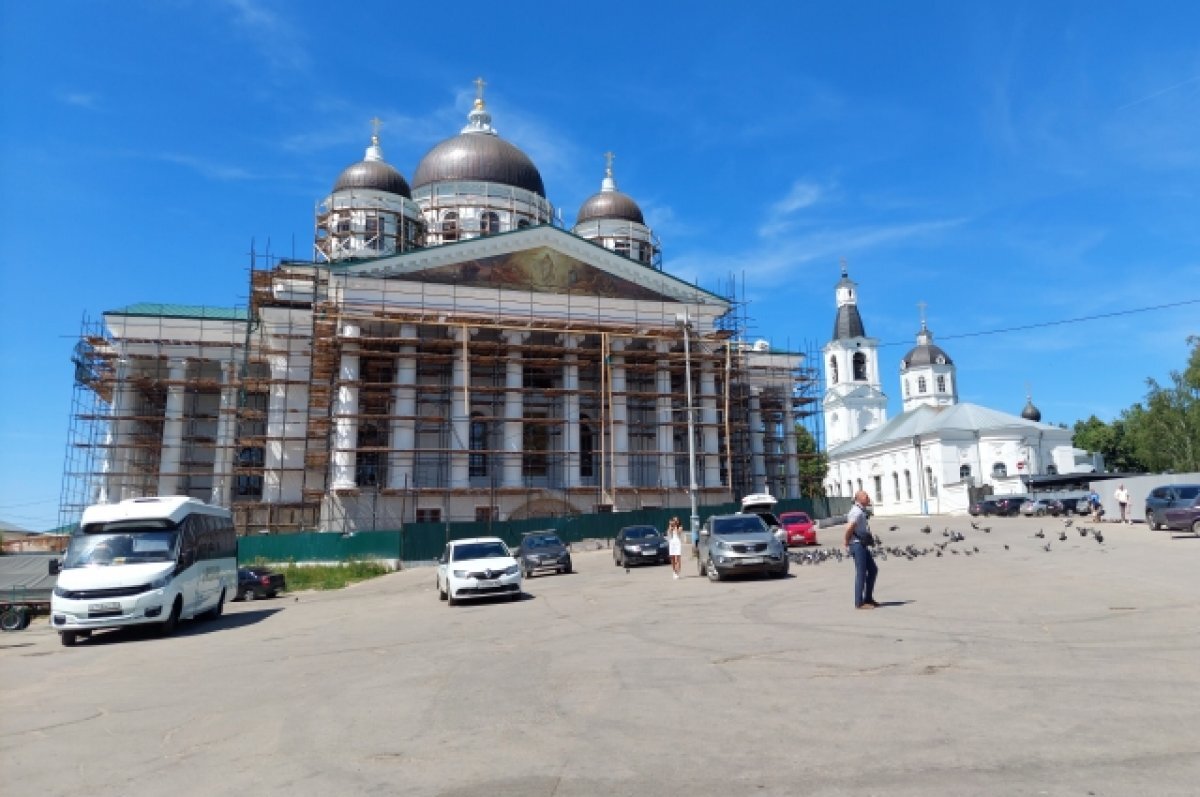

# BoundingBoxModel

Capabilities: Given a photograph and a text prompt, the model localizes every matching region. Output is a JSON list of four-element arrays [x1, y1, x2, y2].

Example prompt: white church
[[822, 267, 1093, 515]]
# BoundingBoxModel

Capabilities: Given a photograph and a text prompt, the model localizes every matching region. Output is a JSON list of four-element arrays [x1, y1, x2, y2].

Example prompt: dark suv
[[1145, 484, 1200, 530]]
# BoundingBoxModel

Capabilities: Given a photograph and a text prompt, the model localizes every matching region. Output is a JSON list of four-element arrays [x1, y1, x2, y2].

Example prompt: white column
[[449, 326, 472, 489], [387, 324, 418, 490], [157, 358, 188, 496], [656, 340, 677, 488], [783, 401, 800, 497], [102, 358, 136, 502], [331, 324, 361, 490], [210, 360, 238, 507], [502, 330, 529, 488], [700, 357, 720, 488], [749, 389, 766, 493], [561, 334, 581, 489], [610, 338, 631, 488]]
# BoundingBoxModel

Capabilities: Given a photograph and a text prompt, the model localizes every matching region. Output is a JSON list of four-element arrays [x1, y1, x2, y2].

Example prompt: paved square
[[2, 516, 1197, 796]]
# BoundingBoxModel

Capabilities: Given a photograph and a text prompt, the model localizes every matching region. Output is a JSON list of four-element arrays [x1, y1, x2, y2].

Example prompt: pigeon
[[1063, 519, 1073, 528], [1034, 529, 1045, 539], [921, 526, 932, 534], [983, 526, 992, 533], [1043, 543, 1052, 552], [1058, 531, 1067, 541], [1004, 544, 1010, 550], [942, 530, 950, 537], [1094, 530, 1104, 544], [1079, 527, 1088, 537], [971, 521, 980, 530], [889, 524, 900, 532]]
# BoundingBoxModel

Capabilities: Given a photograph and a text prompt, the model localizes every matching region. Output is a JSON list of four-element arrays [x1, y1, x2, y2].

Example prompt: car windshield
[[712, 516, 767, 534], [524, 534, 562, 548], [780, 513, 810, 523], [1177, 486, 1200, 500], [452, 542, 509, 561], [622, 527, 658, 539], [63, 522, 178, 568]]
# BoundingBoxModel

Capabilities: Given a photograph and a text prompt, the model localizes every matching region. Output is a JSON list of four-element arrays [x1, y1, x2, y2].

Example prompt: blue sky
[[2, 1, 1198, 531]]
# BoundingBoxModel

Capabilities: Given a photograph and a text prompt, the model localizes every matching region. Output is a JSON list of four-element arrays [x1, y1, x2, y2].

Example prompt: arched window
[[846, 481, 853, 496], [441, 211, 459, 242], [852, 352, 867, 381], [480, 211, 500, 235], [856, 478, 863, 492], [937, 375, 946, 393], [918, 376, 927, 393], [580, 415, 595, 478], [959, 464, 971, 480], [904, 379, 910, 398], [469, 414, 488, 477], [992, 462, 1007, 478], [893, 472, 900, 501], [904, 470, 912, 499], [873, 475, 882, 501], [926, 466, 936, 497], [829, 356, 839, 384]]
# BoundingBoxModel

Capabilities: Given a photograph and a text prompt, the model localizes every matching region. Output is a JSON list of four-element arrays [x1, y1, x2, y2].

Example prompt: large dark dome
[[413, 133, 545, 198], [333, 160, 411, 197], [577, 189, 644, 224], [901, 342, 953, 368]]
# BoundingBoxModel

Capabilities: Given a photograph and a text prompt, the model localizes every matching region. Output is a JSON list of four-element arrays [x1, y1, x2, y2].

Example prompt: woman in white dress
[[667, 517, 683, 579]]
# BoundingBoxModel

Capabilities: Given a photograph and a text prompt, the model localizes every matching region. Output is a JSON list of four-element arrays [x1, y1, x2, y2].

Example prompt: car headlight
[[148, 574, 172, 590], [453, 569, 469, 578], [623, 544, 638, 551], [503, 564, 519, 576], [53, 585, 69, 598], [713, 539, 731, 551]]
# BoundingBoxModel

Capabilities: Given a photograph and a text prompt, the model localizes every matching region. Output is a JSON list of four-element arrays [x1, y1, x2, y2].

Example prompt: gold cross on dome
[[370, 116, 383, 139], [474, 77, 487, 103], [604, 150, 615, 176]]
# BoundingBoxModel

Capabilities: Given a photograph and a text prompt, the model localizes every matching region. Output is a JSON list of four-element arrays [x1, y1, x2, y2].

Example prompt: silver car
[[697, 513, 789, 582]]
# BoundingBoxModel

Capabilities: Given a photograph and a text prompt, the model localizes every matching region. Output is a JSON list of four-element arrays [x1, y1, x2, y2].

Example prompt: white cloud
[[153, 152, 257, 181], [59, 91, 100, 110], [758, 179, 828, 238], [219, 0, 308, 72]]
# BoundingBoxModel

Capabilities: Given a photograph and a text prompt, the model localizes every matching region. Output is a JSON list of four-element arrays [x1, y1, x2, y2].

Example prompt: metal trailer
[[0, 555, 57, 632]]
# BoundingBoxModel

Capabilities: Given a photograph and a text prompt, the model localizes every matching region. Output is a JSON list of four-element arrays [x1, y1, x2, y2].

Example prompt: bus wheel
[[61, 631, 78, 647], [158, 598, 182, 636]]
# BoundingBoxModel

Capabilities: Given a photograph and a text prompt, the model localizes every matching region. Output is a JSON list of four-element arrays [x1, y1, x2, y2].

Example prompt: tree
[[1072, 415, 1146, 472], [795, 425, 828, 497]]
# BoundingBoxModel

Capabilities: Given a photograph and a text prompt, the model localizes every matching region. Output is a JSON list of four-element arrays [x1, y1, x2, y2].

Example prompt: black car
[[235, 567, 286, 601], [613, 525, 669, 567], [515, 532, 572, 577], [1145, 484, 1200, 530]]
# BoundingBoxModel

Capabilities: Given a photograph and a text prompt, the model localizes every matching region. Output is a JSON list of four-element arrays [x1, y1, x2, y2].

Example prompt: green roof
[[106, 303, 248, 320]]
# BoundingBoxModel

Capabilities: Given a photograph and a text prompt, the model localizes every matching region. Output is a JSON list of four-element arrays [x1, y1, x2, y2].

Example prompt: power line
[[880, 297, 1200, 347]]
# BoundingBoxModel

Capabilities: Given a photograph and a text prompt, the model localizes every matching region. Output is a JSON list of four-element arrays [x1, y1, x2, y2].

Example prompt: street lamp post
[[676, 314, 700, 542]]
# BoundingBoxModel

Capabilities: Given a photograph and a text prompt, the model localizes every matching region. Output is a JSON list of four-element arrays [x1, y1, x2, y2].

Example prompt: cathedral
[[64, 82, 808, 533], [821, 267, 1092, 515]]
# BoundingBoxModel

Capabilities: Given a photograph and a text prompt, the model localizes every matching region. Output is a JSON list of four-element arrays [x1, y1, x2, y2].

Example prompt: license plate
[[476, 579, 499, 588], [89, 602, 120, 611], [739, 557, 763, 565]]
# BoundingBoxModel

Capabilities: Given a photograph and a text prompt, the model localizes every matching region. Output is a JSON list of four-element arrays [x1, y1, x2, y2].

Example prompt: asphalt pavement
[[2, 514, 1198, 796]]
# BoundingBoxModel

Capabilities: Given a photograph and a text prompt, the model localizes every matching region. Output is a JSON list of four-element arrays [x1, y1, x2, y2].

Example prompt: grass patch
[[269, 559, 392, 592]]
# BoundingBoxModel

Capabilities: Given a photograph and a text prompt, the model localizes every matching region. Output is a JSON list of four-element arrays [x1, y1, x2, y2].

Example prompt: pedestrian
[[1089, 489, 1103, 523], [1114, 483, 1130, 524], [690, 519, 700, 558], [667, 517, 683, 579], [843, 490, 879, 610]]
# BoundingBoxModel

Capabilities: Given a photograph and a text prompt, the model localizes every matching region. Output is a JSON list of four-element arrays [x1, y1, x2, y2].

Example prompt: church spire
[[462, 76, 497, 135]]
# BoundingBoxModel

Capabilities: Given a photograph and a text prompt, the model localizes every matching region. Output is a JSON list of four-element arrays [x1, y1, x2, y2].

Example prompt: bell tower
[[822, 261, 888, 449]]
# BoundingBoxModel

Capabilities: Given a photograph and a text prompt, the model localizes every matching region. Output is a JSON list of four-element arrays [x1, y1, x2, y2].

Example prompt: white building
[[64, 83, 810, 533], [822, 272, 1091, 515]]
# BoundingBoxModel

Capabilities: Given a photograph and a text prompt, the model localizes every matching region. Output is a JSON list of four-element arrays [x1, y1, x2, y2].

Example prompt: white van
[[50, 497, 237, 646]]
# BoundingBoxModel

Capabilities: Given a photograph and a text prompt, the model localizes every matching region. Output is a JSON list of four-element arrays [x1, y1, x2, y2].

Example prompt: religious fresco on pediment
[[408, 247, 666, 300]]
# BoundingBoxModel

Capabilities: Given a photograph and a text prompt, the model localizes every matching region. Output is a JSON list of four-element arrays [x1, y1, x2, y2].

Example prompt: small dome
[[577, 189, 644, 224], [331, 129, 412, 197], [1021, 398, 1042, 422], [333, 160, 411, 196], [901, 324, 953, 369]]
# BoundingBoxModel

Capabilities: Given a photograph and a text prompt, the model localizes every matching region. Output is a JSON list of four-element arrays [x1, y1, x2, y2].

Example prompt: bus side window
[[178, 517, 199, 567]]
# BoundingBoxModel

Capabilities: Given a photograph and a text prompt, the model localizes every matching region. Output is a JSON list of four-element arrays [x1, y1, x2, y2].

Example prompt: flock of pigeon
[[787, 515, 1106, 566]]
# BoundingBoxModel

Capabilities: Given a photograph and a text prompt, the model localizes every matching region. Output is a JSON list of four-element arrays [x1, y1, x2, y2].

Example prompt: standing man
[[844, 490, 879, 610], [1114, 483, 1130, 524]]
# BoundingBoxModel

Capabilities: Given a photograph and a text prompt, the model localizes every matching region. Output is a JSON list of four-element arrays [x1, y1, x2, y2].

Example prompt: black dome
[[577, 190, 644, 224], [333, 160, 411, 197], [413, 133, 545, 197], [901, 343, 953, 368], [1021, 399, 1042, 422], [833, 304, 866, 340]]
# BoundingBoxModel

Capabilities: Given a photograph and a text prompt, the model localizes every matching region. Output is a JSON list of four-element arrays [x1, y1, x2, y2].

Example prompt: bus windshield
[[63, 521, 179, 568]]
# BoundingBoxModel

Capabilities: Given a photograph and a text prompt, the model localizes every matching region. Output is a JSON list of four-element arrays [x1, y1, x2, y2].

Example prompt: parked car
[[235, 567, 286, 601], [1163, 492, 1200, 536], [613, 525, 669, 567], [515, 532, 572, 577], [993, 498, 1027, 517], [436, 537, 522, 606], [1058, 497, 1089, 515], [697, 514, 788, 582], [1021, 499, 1064, 517], [1146, 484, 1200, 530], [777, 511, 817, 546]]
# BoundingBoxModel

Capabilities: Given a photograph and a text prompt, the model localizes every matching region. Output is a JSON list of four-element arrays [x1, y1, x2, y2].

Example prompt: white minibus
[[50, 497, 237, 646]]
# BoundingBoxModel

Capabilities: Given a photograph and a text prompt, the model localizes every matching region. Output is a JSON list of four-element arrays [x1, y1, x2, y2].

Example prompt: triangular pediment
[[336, 225, 725, 305]]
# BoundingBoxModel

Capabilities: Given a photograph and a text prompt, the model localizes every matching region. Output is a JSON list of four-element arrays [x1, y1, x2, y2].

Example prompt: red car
[[778, 511, 817, 546]]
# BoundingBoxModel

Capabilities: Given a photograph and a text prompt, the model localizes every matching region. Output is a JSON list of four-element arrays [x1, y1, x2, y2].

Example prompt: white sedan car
[[436, 537, 523, 605]]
